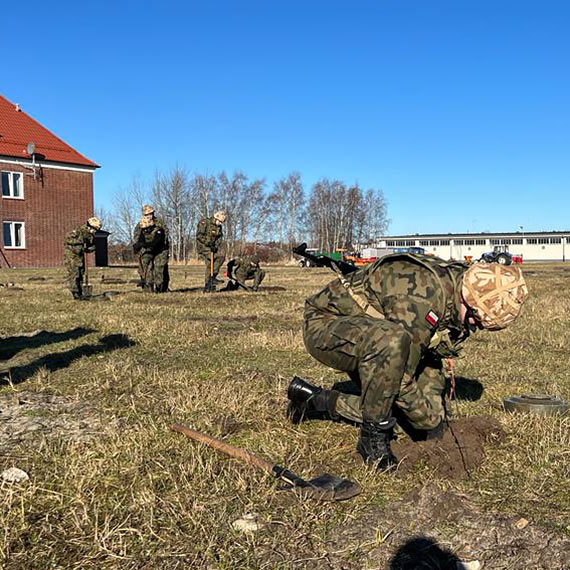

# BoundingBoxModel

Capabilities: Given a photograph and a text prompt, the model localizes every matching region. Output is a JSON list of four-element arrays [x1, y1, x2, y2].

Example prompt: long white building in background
[[373, 231, 570, 262]]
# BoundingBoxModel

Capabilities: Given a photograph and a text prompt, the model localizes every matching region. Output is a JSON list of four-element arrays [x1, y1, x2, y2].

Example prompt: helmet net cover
[[214, 211, 227, 223], [87, 217, 102, 230], [462, 263, 528, 330]]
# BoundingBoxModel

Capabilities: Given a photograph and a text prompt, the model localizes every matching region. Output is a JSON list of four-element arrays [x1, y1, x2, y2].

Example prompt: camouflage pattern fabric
[[228, 256, 265, 290], [63, 224, 96, 297], [133, 218, 170, 292], [196, 216, 225, 285], [196, 216, 223, 256], [200, 251, 225, 284], [303, 254, 469, 427]]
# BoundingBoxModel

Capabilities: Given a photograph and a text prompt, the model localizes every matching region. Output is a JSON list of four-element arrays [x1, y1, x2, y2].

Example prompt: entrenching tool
[[83, 252, 93, 298], [170, 424, 362, 501], [207, 251, 215, 292]]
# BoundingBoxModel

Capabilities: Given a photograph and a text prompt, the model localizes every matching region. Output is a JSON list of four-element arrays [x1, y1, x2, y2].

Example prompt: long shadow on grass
[[0, 327, 95, 361], [389, 536, 461, 569], [0, 334, 135, 385]]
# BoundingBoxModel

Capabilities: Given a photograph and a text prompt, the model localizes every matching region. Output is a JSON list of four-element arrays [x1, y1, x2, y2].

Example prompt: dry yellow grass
[[0, 263, 568, 569]]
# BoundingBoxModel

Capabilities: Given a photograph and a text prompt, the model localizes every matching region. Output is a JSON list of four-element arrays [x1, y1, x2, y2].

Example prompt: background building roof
[[0, 94, 99, 168]]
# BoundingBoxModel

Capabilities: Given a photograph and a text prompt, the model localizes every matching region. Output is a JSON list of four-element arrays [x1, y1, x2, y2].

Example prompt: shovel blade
[[279, 472, 362, 502]]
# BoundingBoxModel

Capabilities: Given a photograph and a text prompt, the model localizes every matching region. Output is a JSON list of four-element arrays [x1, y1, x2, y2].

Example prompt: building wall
[[376, 236, 569, 262], [0, 162, 94, 267]]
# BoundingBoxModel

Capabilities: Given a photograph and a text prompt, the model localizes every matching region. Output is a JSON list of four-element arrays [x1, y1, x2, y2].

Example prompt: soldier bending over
[[287, 254, 528, 471], [226, 254, 265, 291], [63, 217, 102, 300]]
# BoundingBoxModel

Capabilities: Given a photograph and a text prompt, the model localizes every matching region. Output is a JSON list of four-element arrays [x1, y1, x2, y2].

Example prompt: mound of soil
[[392, 416, 504, 480], [325, 483, 570, 570]]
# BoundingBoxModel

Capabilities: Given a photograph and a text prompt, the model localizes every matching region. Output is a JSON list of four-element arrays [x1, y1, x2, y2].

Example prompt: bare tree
[[108, 175, 148, 244]]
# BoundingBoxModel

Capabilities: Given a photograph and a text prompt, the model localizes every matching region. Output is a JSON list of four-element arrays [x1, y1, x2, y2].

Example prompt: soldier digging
[[63, 216, 102, 300], [196, 210, 226, 293], [133, 205, 170, 293], [286, 254, 528, 471], [226, 254, 265, 291]]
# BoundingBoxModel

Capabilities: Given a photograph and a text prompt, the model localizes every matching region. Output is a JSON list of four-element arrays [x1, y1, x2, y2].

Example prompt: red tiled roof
[[0, 94, 99, 168]]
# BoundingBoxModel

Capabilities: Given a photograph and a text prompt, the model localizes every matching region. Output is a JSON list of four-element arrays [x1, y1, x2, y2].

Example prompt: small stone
[[1, 467, 30, 483], [231, 513, 265, 533], [457, 562, 481, 570], [514, 517, 530, 529]]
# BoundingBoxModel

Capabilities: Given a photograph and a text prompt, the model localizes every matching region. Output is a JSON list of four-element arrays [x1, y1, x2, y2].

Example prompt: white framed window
[[1, 171, 24, 199], [3, 221, 25, 249]]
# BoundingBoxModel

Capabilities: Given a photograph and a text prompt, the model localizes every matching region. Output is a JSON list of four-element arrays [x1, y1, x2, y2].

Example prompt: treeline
[[100, 167, 388, 262]]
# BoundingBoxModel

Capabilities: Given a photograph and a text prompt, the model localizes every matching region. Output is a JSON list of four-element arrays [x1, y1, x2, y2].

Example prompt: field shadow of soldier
[[0, 327, 95, 361], [448, 376, 484, 401], [389, 536, 463, 570], [1, 334, 136, 385]]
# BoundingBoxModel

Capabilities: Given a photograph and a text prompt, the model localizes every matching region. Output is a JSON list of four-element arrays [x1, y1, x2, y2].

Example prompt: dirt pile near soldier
[[392, 416, 504, 480]]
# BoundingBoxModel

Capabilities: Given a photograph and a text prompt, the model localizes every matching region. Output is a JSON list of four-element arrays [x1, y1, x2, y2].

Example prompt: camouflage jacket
[[229, 256, 261, 284], [196, 217, 223, 255], [133, 218, 169, 255], [64, 224, 96, 256], [305, 253, 471, 369]]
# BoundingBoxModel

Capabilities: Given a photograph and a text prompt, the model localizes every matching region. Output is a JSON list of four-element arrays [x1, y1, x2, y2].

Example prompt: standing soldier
[[226, 254, 265, 291], [196, 211, 226, 293], [133, 205, 170, 293], [63, 217, 102, 300], [286, 254, 528, 472]]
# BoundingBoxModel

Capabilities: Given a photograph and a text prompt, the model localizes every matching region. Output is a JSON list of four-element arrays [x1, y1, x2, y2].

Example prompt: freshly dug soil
[[324, 483, 570, 570], [392, 415, 504, 480]]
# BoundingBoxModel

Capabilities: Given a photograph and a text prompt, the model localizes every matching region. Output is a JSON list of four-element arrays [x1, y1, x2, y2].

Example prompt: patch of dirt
[[323, 483, 570, 570], [0, 391, 113, 453], [392, 416, 505, 480]]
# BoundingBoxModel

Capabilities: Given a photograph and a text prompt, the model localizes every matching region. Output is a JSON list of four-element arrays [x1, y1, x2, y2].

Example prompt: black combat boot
[[286, 376, 339, 424], [357, 418, 399, 472]]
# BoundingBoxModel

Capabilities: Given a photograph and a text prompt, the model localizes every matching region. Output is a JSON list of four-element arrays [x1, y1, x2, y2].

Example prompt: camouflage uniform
[[227, 256, 265, 291], [196, 216, 225, 287], [63, 224, 96, 298], [133, 218, 170, 292], [303, 254, 469, 429]]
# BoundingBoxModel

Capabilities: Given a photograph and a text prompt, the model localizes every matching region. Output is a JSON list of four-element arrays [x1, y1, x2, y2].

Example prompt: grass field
[[0, 263, 569, 569]]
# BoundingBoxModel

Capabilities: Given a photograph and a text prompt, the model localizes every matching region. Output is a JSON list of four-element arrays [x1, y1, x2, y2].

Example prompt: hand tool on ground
[[170, 423, 361, 501]]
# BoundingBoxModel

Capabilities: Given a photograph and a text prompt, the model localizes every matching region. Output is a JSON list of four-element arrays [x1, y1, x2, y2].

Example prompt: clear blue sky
[[3, 1, 569, 235]]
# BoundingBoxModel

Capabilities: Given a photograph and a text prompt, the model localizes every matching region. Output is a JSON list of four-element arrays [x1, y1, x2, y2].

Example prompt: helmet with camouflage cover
[[142, 204, 155, 215], [87, 217, 102, 230], [461, 263, 528, 330], [214, 211, 227, 223]]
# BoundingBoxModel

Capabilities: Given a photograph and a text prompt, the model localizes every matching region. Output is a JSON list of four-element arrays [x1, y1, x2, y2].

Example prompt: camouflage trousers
[[236, 268, 266, 290], [303, 310, 444, 429], [139, 250, 170, 292], [64, 250, 85, 297], [200, 251, 225, 285]]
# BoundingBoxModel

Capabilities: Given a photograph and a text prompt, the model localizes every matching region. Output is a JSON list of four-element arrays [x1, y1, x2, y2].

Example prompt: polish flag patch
[[425, 310, 440, 327]]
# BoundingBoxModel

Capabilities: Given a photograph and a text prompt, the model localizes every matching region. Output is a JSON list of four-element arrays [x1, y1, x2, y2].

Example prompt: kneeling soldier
[[226, 254, 265, 291], [287, 254, 528, 471], [63, 217, 102, 300]]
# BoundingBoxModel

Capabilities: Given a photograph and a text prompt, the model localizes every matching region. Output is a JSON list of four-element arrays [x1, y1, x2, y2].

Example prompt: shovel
[[171, 423, 361, 501], [83, 252, 92, 298]]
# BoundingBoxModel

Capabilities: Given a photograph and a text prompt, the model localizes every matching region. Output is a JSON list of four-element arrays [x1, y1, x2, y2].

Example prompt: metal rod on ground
[[170, 423, 362, 501]]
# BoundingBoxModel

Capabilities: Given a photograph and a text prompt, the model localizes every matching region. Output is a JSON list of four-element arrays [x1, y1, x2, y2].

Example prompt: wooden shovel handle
[[170, 424, 275, 475]]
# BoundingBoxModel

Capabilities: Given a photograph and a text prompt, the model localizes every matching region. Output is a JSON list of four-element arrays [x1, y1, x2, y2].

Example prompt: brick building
[[0, 94, 100, 268]]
